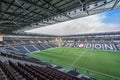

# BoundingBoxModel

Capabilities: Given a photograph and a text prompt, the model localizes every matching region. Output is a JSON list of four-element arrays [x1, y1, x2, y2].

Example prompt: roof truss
[[0, 0, 120, 33]]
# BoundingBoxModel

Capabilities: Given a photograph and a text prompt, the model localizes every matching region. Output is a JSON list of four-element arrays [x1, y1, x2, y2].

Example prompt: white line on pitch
[[72, 65, 120, 80], [71, 49, 88, 66]]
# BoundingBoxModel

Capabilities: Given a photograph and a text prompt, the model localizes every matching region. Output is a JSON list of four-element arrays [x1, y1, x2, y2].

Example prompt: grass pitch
[[28, 47, 120, 80]]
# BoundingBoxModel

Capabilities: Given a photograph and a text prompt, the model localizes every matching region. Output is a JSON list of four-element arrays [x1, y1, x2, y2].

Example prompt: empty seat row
[[9, 61, 79, 80], [9, 61, 36, 80], [0, 60, 16, 80]]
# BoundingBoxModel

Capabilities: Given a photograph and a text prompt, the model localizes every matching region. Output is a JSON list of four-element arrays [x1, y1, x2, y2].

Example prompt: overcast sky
[[26, 9, 120, 35]]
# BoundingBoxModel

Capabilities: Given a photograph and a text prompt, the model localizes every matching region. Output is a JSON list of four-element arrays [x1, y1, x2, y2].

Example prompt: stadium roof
[[0, 0, 120, 33]]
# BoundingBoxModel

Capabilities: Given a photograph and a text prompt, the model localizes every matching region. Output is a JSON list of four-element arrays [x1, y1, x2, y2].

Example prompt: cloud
[[26, 14, 120, 35]]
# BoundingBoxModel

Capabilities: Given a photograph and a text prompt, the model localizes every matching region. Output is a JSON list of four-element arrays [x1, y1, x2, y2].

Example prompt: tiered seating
[[9, 61, 36, 80], [0, 52, 50, 66], [25, 45, 38, 52], [34, 44, 45, 50], [39, 44, 47, 49], [0, 59, 82, 80], [42, 44, 51, 49], [30, 40, 39, 44], [0, 52, 94, 80], [23, 40, 30, 44], [14, 46, 29, 54], [0, 60, 16, 80], [5, 40, 14, 44], [0, 67, 7, 80], [64, 43, 75, 47], [17, 62, 46, 80], [6, 47, 19, 52], [7, 43, 58, 54], [8, 61, 79, 80], [0, 42, 5, 46], [14, 40, 21, 44], [49, 43, 57, 47]]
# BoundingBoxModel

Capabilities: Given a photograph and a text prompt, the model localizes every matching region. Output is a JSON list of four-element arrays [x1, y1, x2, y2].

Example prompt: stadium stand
[[25, 45, 38, 52], [0, 47, 96, 80], [14, 46, 29, 54], [34, 44, 45, 50], [0, 0, 120, 79], [5, 42, 58, 54], [0, 31, 119, 80], [63, 32, 120, 51], [0, 54, 83, 80], [0, 67, 8, 80], [0, 52, 49, 66]]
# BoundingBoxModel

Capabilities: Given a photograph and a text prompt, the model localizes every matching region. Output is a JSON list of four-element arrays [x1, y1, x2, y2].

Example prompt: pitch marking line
[[71, 65, 120, 80], [70, 48, 120, 80], [71, 48, 88, 66]]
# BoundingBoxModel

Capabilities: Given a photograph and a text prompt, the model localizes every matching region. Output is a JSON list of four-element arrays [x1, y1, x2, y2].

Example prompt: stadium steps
[[49, 43, 57, 47], [46, 44, 52, 48], [40, 44, 47, 49], [34, 45, 44, 50], [7, 64, 26, 80], [14, 46, 29, 54], [25, 45, 37, 52], [13, 47, 19, 51], [0, 53, 45, 67], [23, 46, 30, 53], [0, 60, 17, 80], [0, 67, 8, 80], [9, 61, 38, 80], [32, 45, 39, 51]]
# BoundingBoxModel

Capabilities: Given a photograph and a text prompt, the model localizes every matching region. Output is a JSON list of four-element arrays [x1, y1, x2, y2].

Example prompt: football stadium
[[0, 0, 120, 80]]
